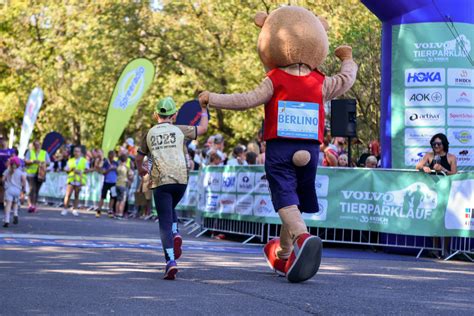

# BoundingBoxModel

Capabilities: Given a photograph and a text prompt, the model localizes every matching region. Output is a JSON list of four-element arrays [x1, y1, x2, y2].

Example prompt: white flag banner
[[18, 87, 44, 158]]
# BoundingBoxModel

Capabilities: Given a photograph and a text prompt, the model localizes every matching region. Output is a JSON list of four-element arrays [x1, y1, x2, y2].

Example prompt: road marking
[[0, 233, 262, 255]]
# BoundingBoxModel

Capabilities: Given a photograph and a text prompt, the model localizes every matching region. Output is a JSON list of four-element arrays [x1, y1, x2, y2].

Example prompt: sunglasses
[[432, 142, 443, 147]]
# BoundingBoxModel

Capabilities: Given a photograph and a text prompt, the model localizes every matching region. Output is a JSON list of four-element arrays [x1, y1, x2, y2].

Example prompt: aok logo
[[409, 92, 442, 103], [453, 131, 472, 144]]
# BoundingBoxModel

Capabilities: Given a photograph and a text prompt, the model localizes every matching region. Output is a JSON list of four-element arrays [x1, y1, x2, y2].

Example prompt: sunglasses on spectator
[[432, 142, 443, 147]]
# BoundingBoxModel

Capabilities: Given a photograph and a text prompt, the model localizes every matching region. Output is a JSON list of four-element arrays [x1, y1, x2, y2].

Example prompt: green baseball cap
[[156, 97, 177, 116]]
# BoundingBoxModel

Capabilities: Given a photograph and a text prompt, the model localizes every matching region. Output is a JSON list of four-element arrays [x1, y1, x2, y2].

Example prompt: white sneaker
[[72, 210, 79, 217], [61, 209, 68, 216]]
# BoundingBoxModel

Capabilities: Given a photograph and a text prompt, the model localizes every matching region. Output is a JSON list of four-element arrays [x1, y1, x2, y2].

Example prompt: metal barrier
[[197, 217, 265, 244], [194, 219, 444, 256], [446, 237, 474, 261]]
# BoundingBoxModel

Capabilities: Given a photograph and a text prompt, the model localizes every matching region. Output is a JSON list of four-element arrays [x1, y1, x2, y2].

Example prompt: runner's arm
[[196, 107, 209, 136]]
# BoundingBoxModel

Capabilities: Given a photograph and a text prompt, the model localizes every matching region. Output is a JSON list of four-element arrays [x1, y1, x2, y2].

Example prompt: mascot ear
[[254, 12, 268, 28], [318, 16, 330, 32]]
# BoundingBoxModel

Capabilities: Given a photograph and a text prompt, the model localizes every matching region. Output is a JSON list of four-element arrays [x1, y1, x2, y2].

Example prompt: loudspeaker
[[330, 99, 357, 137]]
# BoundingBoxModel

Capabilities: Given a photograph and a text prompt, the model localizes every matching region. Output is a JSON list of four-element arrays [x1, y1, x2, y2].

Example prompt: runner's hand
[[433, 164, 442, 172], [199, 91, 210, 108], [422, 166, 431, 173]]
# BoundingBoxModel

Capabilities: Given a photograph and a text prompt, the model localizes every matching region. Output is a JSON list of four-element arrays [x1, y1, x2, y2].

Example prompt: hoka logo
[[407, 72, 442, 83]]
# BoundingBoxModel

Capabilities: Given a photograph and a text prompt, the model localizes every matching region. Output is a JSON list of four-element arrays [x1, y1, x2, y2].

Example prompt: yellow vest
[[67, 157, 87, 185], [26, 149, 47, 175]]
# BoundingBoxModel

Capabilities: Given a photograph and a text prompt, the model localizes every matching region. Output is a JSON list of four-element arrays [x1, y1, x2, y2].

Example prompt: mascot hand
[[335, 45, 353, 61], [199, 91, 210, 108]]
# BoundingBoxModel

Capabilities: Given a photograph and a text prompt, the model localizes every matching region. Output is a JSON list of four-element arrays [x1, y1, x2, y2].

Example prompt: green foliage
[[0, 0, 381, 151]]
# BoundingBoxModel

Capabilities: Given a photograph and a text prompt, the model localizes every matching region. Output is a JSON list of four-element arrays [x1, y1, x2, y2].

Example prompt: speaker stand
[[347, 137, 352, 167]]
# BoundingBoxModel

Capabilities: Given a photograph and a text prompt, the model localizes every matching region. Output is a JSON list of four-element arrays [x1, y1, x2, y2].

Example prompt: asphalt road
[[1, 207, 473, 315]]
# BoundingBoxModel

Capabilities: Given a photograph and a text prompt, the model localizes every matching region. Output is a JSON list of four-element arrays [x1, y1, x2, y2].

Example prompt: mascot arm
[[208, 78, 274, 111], [323, 59, 358, 103]]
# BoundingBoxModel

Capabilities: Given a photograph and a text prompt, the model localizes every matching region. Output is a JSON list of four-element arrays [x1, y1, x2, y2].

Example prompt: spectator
[[212, 134, 226, 162], [96, 150, 118, 218], [62, 146, 90, 216], [358, 140, 381, 167], [2, 157, 26, 228], [320, 136, 338, 167], [93, 149, 104, 171], [209, 152, 222, 166], [24, 139, 50, 213], [365, 155, 378, 168], [188, 147, 200, 170], [227, 145, 248, 166], [246, 151, 258, 165], [416, 133, 457, 175], [247, 141, 260, 156], [257, 141, 266, 165], [0, 138, 14, 211], [337, 154, 349, 167], [332, 137, 346, 156], [115, 154, 133, 219], [126, 138, 137, 156], [53, 148, 69, 172]]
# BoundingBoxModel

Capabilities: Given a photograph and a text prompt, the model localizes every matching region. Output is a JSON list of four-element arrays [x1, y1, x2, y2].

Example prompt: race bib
[[277, 101, 319, 140]]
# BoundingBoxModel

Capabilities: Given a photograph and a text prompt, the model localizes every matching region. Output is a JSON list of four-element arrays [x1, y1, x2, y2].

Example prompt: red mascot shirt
[[264, 68, 325, 143]]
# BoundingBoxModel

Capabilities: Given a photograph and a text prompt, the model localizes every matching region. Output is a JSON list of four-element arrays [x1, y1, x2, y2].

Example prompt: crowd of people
[[0, 130, 458, 228]]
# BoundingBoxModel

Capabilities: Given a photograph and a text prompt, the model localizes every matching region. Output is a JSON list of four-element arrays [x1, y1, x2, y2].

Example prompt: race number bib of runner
[[277, 101, 319, 140]]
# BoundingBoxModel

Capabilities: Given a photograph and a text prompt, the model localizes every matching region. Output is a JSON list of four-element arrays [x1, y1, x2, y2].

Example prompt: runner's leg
[[64, 184, 73, 208], [4, 200, 12, 224], [73, 186, 80, 209], [153, 186, 175, 262]]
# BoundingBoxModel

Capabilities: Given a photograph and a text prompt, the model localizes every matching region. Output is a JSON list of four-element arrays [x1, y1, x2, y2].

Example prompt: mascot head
[[254, 6, 330, 71]]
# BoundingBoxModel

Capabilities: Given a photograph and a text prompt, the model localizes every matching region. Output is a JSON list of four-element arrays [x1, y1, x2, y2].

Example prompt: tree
[[1, 0, 382, 154]]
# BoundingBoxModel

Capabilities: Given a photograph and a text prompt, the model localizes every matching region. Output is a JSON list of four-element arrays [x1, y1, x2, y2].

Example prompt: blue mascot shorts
[[265, 138, 320, 213]]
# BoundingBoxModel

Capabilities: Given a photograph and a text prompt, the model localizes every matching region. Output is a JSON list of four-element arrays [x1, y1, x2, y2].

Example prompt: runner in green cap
[[136, 97, 209, 280]]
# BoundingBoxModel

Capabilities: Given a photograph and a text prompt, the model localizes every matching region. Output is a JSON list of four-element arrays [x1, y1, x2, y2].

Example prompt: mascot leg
[[279, 205, 322, 283]]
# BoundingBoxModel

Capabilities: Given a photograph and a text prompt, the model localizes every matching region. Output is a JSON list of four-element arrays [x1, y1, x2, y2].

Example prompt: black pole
[[348, 137, 352, 167]]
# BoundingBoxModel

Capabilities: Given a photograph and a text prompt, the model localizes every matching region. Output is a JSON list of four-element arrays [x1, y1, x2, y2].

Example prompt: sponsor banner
[[455, 149, 474, 167], [404, 147, 430, 166], [404, 88, 445, 106], [447, 107, 474, 126], [404, 108, 445, 127], [447, 128, 474, 147], [39, 166, 474, 237], [445, 180, 474, 231], [404, 128, 445, 146], [175, 100, 211, 126], [391, 22, 474, 171], [18, 87, 44, 159], [41, 131, 65, 157], [405, 68, 445, 87], [447, 88, 473, 106], [102, 58, 155, 153], [447, 68, 473, 87]]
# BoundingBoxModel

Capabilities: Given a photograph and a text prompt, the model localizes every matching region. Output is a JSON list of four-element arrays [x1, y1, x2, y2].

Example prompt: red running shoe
[[173, 233, 183, 260], [285, 233, 322, 283], [263, 238, 287, 276]]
